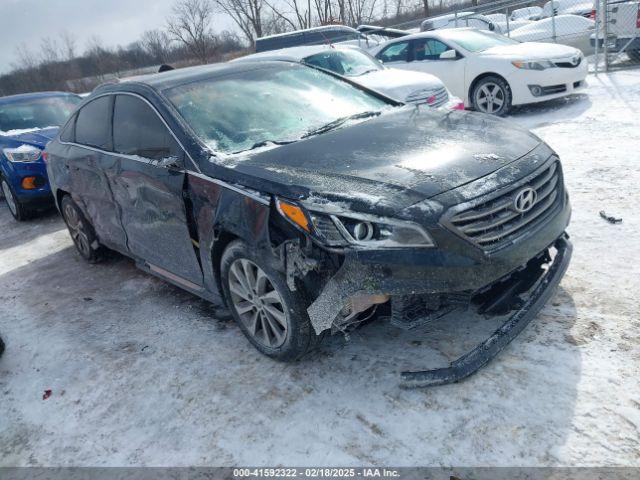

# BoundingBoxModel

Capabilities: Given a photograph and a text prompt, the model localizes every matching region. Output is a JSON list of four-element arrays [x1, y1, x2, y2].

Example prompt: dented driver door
[[108, 93, 203, 287]]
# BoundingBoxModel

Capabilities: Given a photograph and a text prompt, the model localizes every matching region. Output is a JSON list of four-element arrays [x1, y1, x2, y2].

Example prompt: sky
[[0, 0, 235, 74]]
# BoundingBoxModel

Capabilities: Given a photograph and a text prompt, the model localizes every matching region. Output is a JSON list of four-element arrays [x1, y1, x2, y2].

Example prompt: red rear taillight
[[589, 9, 596, 19], [636, 5, 640, 28]]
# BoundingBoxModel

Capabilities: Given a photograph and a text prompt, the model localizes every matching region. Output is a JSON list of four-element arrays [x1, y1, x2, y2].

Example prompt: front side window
[[165, 64, 391, 155], [112, 95, 180, 161], [377, 42, 410, 63], [304, 49, 383, 77], [75, 96, 112, 150], [0, 95, 80, 133], [413, 39, 451, 61]]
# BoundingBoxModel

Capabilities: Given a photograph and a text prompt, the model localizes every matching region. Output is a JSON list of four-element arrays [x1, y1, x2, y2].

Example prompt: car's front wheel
[[60, 195, 103, 263], [1, 178, 29, 221], [471, 75, 512, 116], [220, 240, 321, 361]]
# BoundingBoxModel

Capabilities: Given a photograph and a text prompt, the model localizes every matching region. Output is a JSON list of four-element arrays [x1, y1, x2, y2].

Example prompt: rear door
[[67, 95, 127, 248], [110, 93, 203, 286], [408, 37, 468, 99]]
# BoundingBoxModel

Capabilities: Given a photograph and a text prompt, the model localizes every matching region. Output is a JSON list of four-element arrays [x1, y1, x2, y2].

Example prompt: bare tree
[[39, 37, 62, 63], [264, 0, 312, 30], [141, 29, 173, 63], [59, 31, 77, 61], [214, 0, 265, 46], [167, 0, 218, 62]]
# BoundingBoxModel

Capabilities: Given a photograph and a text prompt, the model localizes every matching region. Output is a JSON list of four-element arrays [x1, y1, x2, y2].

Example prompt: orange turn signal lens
[[21, 176, 38, 190], [276, 199, 310, 232]]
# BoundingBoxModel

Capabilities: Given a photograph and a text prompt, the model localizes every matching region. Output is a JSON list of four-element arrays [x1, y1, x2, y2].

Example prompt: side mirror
[[155, 155, 183, 170], [439, 49, 457, 60], [488, 22, 496, 31]]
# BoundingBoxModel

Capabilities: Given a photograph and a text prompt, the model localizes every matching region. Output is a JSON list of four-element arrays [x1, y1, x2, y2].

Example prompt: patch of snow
[[0, 126, 57, 137]]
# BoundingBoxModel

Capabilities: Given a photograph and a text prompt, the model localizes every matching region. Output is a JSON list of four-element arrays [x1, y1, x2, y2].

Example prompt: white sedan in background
[[369, 28, 587, 115], [234, 45, 464, 110], [511, 6, 544, 21], [509, 14, 596, 55]]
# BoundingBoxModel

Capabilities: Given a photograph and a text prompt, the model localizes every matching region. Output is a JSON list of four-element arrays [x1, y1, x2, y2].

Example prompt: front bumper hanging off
[[400, 236, 573, 388]]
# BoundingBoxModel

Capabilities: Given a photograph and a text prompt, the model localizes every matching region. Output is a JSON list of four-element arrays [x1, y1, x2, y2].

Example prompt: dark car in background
[[0, 92, 81, 220], [45, 61, 572, 386]]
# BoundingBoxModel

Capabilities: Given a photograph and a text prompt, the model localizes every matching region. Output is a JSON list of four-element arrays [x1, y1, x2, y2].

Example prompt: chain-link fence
[[378, 0, 640, 71]]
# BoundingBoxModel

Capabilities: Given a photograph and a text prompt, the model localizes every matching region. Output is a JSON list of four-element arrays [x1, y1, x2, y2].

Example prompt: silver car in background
[[234, 45, 464, 110]]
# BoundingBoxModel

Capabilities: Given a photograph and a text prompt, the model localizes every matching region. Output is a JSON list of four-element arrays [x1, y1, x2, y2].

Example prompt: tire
[[627, 49, 640, 62], [471, 75, 512, 116], [0, 335, 5, 357], [1, 178, 30, 221], [220, 240, 321, 361], [60, 195, 103, 263]]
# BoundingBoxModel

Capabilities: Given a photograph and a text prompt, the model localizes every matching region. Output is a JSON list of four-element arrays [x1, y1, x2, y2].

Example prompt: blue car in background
[[0, 92, 81, 220]]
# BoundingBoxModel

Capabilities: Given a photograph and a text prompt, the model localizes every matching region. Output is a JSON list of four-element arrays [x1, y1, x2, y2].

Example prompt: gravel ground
[[0, 70, 639, 467]]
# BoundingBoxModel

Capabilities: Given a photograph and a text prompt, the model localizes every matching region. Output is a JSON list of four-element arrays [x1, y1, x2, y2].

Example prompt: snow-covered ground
[[1, 70, 639, 467]]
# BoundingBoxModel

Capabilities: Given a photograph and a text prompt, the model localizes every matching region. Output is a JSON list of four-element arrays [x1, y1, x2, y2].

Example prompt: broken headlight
[[276, 197, 435, 248], [310, 211, 435, 248]]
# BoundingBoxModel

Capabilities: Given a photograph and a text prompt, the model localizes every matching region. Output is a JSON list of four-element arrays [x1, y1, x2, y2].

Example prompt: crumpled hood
[[207, 107, 542, 216], [0, 127, 58, 150], [357, 68, 444, 102], [480, 42, 581, 60]]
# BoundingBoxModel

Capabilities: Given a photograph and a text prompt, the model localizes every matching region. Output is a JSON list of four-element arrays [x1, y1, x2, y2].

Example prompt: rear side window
[[112, 95, 180, 161], [59, 114, 76, 142], [75, 96, 112, 150], [413, 39, 450, 61]]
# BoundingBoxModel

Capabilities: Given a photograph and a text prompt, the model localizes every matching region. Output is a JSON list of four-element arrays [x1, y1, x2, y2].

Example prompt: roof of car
[[0, 91, 79, 104], [256, 24, 359, 42], [234, 44, 360, 63], [378, 27, 477, 44], [106, 60, 301, 92]]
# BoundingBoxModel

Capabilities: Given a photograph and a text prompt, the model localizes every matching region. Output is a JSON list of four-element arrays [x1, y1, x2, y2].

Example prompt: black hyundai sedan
[[45, 61, 572, 386]]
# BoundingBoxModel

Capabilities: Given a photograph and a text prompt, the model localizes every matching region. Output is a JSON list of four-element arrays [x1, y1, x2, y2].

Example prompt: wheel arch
[[55, 188, 70, 211], [468, 72, 511, 106], [211, 229, 240, 301]]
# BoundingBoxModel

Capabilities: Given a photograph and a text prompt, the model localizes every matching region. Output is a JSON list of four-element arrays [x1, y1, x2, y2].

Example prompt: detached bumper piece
[[400, 236, 573, 388]]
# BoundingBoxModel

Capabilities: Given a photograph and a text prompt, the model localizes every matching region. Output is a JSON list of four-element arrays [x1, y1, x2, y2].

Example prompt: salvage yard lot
[[1, 70, 639, 466]]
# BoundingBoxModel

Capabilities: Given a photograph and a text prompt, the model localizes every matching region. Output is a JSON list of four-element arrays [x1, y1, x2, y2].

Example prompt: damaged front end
[[272, 152, 572, 387]]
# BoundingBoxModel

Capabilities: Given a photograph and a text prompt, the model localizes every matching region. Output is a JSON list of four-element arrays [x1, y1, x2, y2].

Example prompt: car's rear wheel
[[220, 240, 321, 361], [472, 75, 512, 116], [60, 195, 103, 263], [1, 178, 29, 221], [627, 49, 640, 62]]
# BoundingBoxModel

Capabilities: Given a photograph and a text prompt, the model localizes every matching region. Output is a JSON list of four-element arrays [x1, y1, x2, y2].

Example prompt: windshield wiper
[[235, 139, 297, 153], [301, 110, 381, 139]]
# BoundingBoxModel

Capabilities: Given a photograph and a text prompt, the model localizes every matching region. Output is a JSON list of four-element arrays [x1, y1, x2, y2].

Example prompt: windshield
[[165, 64, 391, 154], [444, 29, 520, 52], [303, 49, 383, 77], [0, 96, 80, 133]]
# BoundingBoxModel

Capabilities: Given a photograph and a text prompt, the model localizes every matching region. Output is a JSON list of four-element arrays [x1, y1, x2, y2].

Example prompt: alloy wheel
[[63, 203, 91, 257], [228, 258, 288, 349], [1, 180, 17, 216], [475, 82, 505, 114]]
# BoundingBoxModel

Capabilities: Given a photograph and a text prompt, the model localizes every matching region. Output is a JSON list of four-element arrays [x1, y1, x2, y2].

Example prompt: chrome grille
[[554, 57, 582, 68], [447, 160, 563, 251], [406, 86, 448, 108]]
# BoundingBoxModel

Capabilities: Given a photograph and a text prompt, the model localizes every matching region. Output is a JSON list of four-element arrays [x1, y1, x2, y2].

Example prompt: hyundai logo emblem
[[513, 187, 537, 213]]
